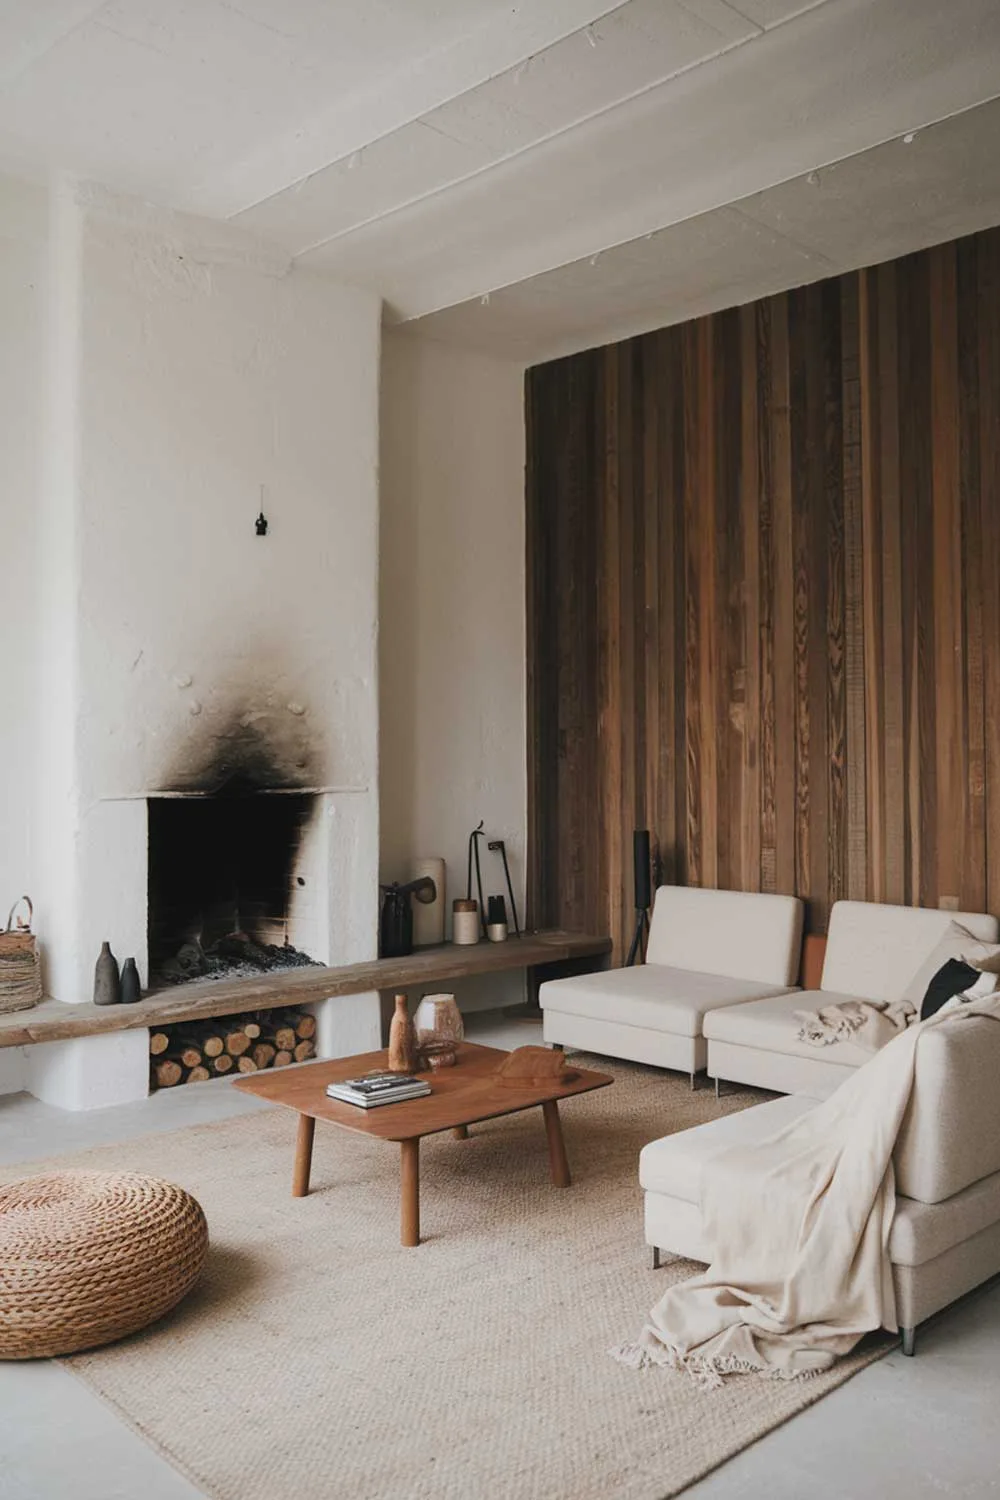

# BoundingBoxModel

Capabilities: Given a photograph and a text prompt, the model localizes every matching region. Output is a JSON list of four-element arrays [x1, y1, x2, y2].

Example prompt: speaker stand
[[625, 906, 650, 967]]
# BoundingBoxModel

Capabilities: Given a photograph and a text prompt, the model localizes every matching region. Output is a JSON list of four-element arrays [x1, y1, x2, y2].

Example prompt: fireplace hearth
[[147, 777, 320, 989]]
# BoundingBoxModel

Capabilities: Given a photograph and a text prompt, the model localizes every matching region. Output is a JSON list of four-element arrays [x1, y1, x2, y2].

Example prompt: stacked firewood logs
[[149, 1007, 317, 1090]]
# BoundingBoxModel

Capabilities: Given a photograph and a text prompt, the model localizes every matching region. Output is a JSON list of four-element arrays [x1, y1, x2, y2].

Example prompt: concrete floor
[[2, 1012, 999, 1499]]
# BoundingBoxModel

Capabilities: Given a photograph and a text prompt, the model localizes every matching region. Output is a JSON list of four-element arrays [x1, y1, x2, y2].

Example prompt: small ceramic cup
[[452, 898, 480, 945]]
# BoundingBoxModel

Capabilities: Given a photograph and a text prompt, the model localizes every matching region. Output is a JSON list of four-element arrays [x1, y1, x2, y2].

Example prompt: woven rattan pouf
[[0, 1170, 209, 1359]]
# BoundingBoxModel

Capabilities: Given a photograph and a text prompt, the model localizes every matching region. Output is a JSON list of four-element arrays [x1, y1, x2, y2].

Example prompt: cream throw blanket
[[794, 995, 915, 1051], [615, 993, 1000, 1386]]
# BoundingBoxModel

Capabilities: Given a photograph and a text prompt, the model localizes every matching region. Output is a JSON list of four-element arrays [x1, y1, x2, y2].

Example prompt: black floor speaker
[[633, 829, 651, 912]]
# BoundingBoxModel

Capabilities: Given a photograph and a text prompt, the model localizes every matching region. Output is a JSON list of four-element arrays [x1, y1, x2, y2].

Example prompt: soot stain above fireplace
[[155, 711, 321, 795]]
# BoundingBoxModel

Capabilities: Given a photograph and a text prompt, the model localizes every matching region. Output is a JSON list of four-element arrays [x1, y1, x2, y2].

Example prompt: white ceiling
[[1, 0, 999, 364], [409, 96, 1000, 362]]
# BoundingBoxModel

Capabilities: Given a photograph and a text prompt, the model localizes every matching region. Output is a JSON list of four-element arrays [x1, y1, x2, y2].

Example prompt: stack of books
[[326, 1071, 431, 1109]]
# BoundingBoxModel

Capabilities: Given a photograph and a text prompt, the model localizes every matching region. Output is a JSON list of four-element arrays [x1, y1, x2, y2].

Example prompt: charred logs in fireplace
[[149, 1006, 317, 1089], [155, 932, 318, 987]]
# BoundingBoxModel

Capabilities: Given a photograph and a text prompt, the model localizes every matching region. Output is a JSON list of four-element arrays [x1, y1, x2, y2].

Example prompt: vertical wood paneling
[[957, 238, 986, 915], [979, 234, 1000, 915], [739, 304, 761, 894], [757, 301, 777, 894], [859, 269, 885, 904], [877, 261, 905, 905], [930, 244, 963, 908], [526, 226, 1000, 956], [841, 274, 868, 900], [824, 282, 846, 913]]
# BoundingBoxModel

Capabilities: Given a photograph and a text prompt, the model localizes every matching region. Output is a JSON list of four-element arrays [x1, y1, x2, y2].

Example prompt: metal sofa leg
[[690, 1070, 696, 1092], [652, 1246, 661, 1270], [901, 1326, 916, 1357]]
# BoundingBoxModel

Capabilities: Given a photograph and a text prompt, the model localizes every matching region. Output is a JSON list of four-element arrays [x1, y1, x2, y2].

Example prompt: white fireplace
[[11, 179, 384, 1107]]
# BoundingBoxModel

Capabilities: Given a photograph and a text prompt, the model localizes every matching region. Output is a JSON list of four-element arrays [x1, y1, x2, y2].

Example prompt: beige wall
[[379, 333, 526, 1010]]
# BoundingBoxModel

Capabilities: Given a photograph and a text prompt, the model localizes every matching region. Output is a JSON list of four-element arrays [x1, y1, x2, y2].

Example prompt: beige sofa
[[539, 886, 803, 1086], [705, 900, 999, 1098], [641, 1008, 1000, 1354]]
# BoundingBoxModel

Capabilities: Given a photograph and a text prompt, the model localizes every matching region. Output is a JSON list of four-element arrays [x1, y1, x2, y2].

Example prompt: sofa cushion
[[645, 887, 803, 987], [890, 1170, 1000, 1267], [703, 989, 874, 1069], [644, 1170, 1000, 1270], [539, 965, 795, 1039], [895, 1015, 1000, 1204], [820, 902, 998, 1002], [639, 1095, 813, 1200]]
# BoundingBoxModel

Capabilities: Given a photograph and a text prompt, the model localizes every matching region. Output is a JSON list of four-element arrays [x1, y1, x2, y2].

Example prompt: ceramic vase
[[387, 993, 418, 1073], [413, 993, 464, 1047], [120, 957, 141, 1005], [93, 941, 121, 1006]]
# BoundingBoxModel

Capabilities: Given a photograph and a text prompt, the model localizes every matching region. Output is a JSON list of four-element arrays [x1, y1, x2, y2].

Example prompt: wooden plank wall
[[526, 227, 1000, 962]]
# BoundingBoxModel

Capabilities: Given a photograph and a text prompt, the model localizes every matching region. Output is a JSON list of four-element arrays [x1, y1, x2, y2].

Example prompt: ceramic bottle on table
[[120, 957, 141, 1004], [93, 941, 121, 1006], [388, 993, 418, 1073]]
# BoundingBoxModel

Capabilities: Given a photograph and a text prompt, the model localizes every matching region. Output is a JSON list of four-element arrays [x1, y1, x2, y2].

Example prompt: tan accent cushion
[[898, 921, 1000, 1006], [645, 886, 803, 987], [539, 964, 796, 1039]]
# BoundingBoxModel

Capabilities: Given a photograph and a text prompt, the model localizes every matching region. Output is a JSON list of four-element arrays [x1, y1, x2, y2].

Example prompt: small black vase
[[93, 941, 121, 1006], [120, 957, 141, 1004]]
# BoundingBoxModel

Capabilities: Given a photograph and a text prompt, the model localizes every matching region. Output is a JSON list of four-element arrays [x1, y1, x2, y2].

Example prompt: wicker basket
[[0, 897, 42, 1014]]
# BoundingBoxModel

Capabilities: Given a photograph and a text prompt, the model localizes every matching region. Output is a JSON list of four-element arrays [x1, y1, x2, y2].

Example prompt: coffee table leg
[[292, 1113, 315, 1198], [452, 1125, 469, 1140], [542, 1100, 571, 1187], [400, 1137, 420, 1246]]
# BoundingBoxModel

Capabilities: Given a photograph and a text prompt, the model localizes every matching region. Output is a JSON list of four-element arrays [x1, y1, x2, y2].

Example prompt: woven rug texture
[[7, 1056, 891, 1500]]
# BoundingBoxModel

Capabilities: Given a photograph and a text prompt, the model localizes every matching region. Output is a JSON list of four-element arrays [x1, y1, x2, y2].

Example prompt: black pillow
[[920, 958, 980, 1020]]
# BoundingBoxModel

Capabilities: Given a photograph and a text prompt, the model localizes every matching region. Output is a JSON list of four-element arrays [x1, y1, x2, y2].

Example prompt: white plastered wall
[[379, 333, 526, 1014], [3, 180, 385, 1104], [43, 183, 382, 1005], [0, 178, 45, 940], [0, 175, 46, 1094]]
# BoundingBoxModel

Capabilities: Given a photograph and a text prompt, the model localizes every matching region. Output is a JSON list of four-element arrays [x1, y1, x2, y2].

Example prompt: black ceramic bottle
[[120, 956, 141, 1004], [93, 941, 121, 1005]]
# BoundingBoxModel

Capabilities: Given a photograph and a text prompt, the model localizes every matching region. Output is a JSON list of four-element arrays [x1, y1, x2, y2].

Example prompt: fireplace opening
[[147, 779, 321, 988]]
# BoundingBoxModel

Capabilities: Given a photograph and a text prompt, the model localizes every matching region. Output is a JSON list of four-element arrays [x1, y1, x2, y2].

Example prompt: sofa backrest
[[645, 886, 803, 986], [896, 1014, 1000, 1203], [821, 901, 998, 1001]]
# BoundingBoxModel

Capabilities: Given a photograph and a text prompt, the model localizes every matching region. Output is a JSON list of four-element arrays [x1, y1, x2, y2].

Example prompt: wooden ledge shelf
[[0, 931, 610, 1050]]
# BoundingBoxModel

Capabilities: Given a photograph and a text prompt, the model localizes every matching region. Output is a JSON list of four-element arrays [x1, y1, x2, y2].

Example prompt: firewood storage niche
[[149, 1006, 317, 1089]]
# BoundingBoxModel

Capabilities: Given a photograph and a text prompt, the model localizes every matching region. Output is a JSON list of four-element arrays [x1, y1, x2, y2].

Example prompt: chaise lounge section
[[641, 1003, 1000, 1355], [540, 886, 803, 1085]]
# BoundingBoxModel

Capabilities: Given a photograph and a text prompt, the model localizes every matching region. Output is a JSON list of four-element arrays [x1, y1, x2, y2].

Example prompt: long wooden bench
[[0, 930, 611, 1049]]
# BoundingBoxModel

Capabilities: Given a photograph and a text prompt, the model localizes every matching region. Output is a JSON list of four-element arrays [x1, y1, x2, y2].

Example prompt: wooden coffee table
[[233, 1042, 613, 1246]]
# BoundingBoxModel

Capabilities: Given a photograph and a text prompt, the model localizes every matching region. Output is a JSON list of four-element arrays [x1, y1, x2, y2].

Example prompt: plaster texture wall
[[0, 175, 46, 916], [34, 183, 383, 1012], [379, 334, 526, 1012]]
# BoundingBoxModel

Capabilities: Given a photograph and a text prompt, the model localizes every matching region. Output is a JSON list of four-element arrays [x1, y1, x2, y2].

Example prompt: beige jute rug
[[10, 1056, 891, 1500]]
